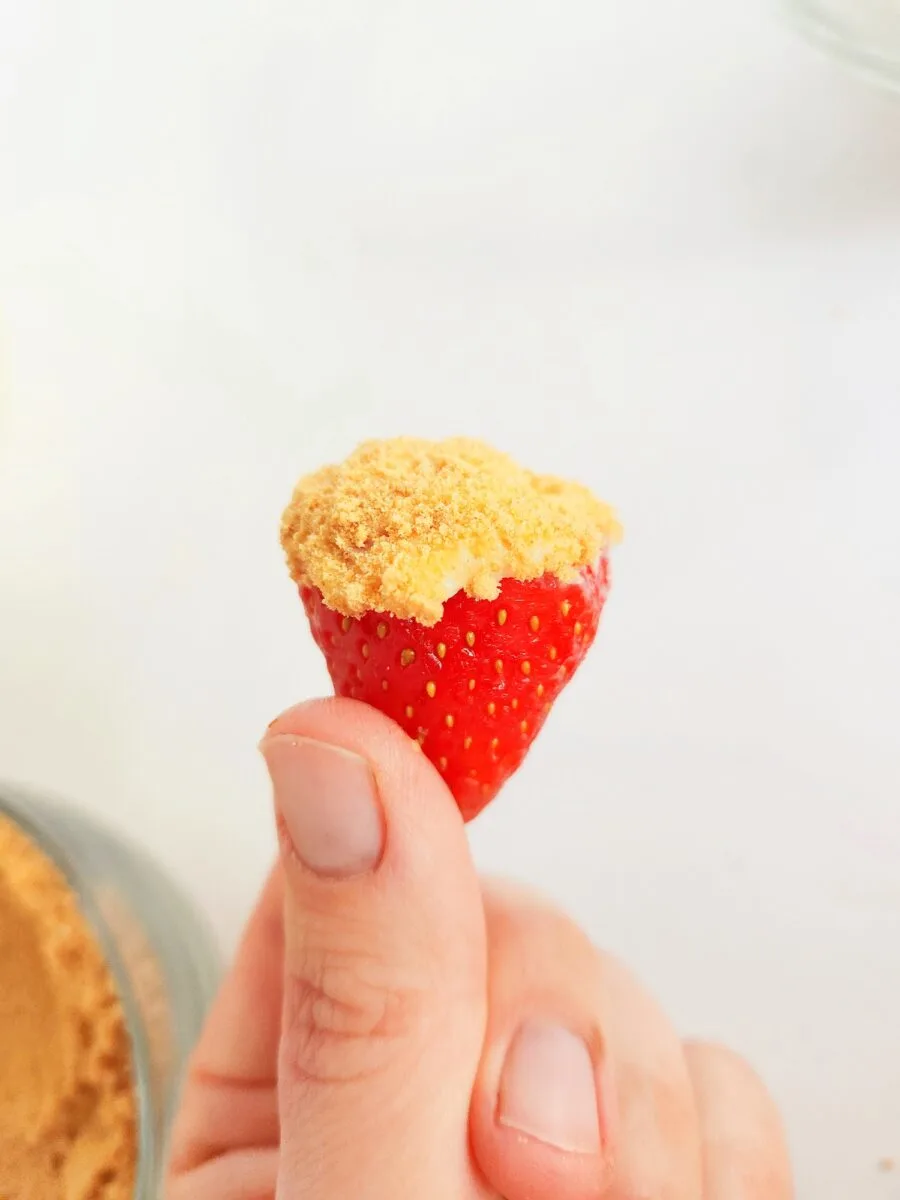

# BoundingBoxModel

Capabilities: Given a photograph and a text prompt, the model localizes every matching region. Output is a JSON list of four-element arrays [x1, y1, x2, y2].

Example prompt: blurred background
[[2, 2, 899, 1196]]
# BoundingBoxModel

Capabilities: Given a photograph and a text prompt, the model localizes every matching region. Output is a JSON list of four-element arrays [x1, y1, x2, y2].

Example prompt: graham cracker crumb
[[281, 437, 621, 625], [0, 816, 136, 1200]]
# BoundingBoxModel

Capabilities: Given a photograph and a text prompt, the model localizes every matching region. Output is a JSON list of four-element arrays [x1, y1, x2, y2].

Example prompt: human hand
[[166, 698, 793, 1199]]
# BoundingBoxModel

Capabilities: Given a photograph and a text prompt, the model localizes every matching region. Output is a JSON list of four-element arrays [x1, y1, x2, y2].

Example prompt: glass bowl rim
[[783, 0, 900, 93], [0, 783, 218, 1198]]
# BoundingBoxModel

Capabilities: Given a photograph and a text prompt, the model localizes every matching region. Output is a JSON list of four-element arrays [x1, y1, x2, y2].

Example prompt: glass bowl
[[0, 784, 222, 1198], [784, 0, 900, 90]]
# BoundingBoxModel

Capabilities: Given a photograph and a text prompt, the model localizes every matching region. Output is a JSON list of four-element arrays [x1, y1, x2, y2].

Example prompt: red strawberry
[[300, 558, 609, 820]]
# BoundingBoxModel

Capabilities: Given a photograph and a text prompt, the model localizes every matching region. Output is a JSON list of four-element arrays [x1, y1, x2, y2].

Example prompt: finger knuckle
[[685, 1040, 774, 1102], [280, 938, 429, 1087]]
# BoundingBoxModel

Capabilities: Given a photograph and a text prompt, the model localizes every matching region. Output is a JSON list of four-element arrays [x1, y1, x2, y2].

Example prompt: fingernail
[[261, 734, 383, 877], [498, 1022, 601, 1154]]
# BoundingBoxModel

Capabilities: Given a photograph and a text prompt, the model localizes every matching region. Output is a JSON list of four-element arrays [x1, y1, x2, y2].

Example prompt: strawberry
[[300, 558, 609, 820]]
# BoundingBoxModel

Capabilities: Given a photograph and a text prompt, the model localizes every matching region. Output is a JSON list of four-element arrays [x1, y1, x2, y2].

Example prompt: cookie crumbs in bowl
[[0, 816, 137, 1200]]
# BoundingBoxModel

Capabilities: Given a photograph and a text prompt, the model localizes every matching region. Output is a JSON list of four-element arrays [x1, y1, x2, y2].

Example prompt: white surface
[[1, 3, 899, 1196]]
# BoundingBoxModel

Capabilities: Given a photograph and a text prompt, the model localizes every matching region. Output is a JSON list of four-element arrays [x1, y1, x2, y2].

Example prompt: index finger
[[167, 864, 284, 1178]]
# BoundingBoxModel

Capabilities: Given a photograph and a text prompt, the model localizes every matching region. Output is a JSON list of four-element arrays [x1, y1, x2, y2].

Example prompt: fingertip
[[470, 888, 706, 1200], [469, 894, 612, 1200], [471, 1027, 610, 1200], [264, 696, 449, 795], [263, 694, 408, 745], [261, 697, 468, 866]]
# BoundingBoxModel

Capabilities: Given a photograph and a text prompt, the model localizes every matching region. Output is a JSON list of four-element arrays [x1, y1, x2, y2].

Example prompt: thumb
[[260, 698, 489, 1200]]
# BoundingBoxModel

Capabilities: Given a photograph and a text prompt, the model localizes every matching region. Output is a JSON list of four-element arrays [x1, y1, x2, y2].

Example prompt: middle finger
[[470, 880, 703, 1200]]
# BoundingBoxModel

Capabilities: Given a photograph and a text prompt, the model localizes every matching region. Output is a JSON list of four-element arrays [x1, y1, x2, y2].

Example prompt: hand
[[166, 699, 793, 1199]]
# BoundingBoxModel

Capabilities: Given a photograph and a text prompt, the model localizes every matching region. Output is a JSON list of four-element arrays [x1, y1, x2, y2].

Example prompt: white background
[[2, 2, 900, 1196]]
